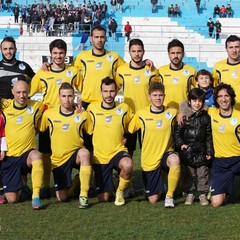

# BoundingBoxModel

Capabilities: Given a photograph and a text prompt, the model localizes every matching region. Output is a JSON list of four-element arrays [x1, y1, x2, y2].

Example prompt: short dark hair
[[167, 39, 184, 52], [100, 77, 116, 90], [225, 35, 240, 48], [59, 82, 74, 94], [195, 69, 213, 86], [214, 83, 236, 108], [91, 26, 106, 36], [148, 82, 165, 94], [49, 39, 67, 53], [188, 88, 205, 105], [1, 36, 16, 49], [129, 38, 144, 51]]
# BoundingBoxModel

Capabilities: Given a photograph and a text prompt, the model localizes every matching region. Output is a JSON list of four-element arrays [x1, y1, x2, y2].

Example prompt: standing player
[[30, 39, 81, 198], [1, 81, 44, 209], [158, 39, 196, 110], [73, 25, 125, 109], [128, 82, 180, 207], [86, 77, 134, 206], [209, 83, 240, 207], [0, 36, 35, 99], [115, 38, 160, 156], [212, 35, 240, 110], [39, 83, 92, 208]]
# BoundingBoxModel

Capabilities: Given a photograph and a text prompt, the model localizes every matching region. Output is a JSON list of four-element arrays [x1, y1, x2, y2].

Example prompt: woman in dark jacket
[[175, 88, 214, 206]]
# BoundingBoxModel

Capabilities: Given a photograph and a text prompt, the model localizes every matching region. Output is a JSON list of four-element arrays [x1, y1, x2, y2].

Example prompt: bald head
[[12, 81, 29, 106]]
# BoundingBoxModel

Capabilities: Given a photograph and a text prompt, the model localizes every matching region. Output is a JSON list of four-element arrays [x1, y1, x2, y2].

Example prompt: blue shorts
[[210, 156, 240, 196], [1, 150, 32, 193], [142, 151, 174, 196], [93, 151, 131, 194], [52, 149, 80, 191]]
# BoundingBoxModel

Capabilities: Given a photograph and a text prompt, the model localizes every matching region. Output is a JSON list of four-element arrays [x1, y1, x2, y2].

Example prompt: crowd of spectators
[[213, 4, 233, 18], [167, 4, 181, 17], [2, 0, 111, 36]]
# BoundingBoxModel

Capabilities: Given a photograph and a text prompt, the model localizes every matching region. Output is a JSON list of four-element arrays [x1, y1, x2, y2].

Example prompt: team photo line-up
[[0, 25, 240, 210]]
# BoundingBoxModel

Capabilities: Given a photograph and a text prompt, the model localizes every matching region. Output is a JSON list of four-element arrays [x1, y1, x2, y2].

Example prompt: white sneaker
[[115, 192, 125, 206], [185, 193, 195, 205], [199, 194, 209, 206], [164, 196, 175, 208]]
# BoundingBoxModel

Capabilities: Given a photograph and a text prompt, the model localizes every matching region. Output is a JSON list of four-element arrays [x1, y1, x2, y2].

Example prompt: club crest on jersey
[[11, 77, 18, 85], [16, 116, 23, 124], [133, 76, 140, 83], [165, 111, 172, 119], [231, 71, 238, 78], [172, 77, 179, 84], [230, 118, 238, 126], [19, 63, 26, 71], [183, 70, 189, 76], [96, 62, 102, 69], [106, 54, 113, 62], [74, 115, 81, 123], [26, 106, 34, 114], [218, 125, 225, 133], [56, 79, 62, 86], [116, 108, 123, 115], [144, 69, 151, 76], [66, 70, 73, 77], [105, 115, 112, 123], [62, 124, 70, 131], [156, 120, 162, 128]]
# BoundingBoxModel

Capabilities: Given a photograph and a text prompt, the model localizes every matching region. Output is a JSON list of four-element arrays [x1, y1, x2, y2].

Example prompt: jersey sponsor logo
[[106, 54, 113, 62], [19, 63, 26, 71], [165, 111, 172, 119], [96, 62, 102, 69], [96, 113, 104, 116], [222, 69, 229, 72], [183, 70, 189, 76], [105, 115, 112, 123], [53, 120, 61, 123], [133, 76, 140, 83], [213, 119, 218, 123], [66, 70, 73, 77], [124, 74, 131, 76], [172, 77, 179, 84], [144, 69, 151, 76], [7, 113, 15, 116], [116, 107, 123, 115], [164, 74, 171, 77], [218, 124, 226, 133], [62, 124, 70, 131], [26, 106, 34, 114], [16, 116, 23, 124], [56, 78, 62, 86], [47, 77, 54, 80], [145, 118, 153, 121], [230, 118, 238, 126], [231, 71, 238, 78], [74, 115, 81, 122], [156, 120, 162, 128]]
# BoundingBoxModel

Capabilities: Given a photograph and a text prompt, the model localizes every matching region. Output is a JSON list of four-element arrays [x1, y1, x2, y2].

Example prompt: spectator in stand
[[108, 18, 118, 42], [215, 20, 222, 40], [110, 0, 117, 13], [168, 4, 174, 17], [174, 4, 181, 17], [207, 18, 214, 38], [220, 5, 226, 18], [226, 4, 233, 18], [101, 1, 108, 19], [195, 0, 201, 14], [117, 0, 124, 13], [13, 4, 20, 24], [213, 5, 220, 18], [124, 21, 132, 42], [6, 0, 12, 12], [21, 6, 27, 23], [151, 0, 158, 13]]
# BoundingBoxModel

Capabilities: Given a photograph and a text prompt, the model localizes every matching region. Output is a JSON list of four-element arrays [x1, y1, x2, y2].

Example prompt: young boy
[[195, 69, 214, 107], [175, 88, 214, 206]]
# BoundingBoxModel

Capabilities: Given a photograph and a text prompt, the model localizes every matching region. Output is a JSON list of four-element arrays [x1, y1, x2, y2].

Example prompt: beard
[[2, 52, 16, 63]]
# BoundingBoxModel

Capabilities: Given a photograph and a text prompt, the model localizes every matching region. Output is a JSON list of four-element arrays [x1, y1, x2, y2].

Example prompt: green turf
[[1, 148, 240, 240]]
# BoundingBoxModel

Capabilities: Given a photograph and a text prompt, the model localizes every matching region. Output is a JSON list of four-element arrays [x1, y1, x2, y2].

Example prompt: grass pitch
[[1, 148, 240, 240]]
